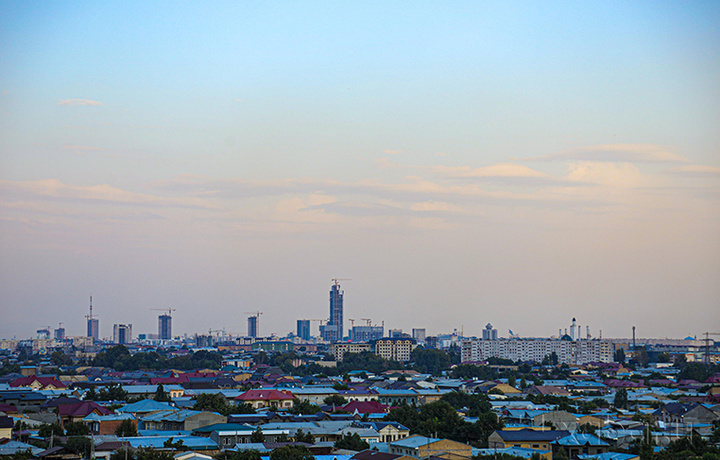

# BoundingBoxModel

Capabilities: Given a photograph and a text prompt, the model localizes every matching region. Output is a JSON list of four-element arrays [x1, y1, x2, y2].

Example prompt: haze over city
[[1, 2, 719, 340]]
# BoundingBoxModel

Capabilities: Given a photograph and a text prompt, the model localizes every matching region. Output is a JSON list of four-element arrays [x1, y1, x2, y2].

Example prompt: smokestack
[[632, 326, 636, 349]]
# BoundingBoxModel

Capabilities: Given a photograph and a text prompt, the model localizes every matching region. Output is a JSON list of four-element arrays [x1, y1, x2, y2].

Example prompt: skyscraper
[[158, 314, 172, 340], [320, 280, 344, 342], [113, 324, 132, 344], [86, 296, 99, 340], [248, 316, 258, 338], [297, 320, 310, 341]]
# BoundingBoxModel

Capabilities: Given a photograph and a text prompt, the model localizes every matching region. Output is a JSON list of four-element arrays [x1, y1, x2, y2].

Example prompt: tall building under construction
[[158, 314, 172, 340], [320, 280, 344, 342]]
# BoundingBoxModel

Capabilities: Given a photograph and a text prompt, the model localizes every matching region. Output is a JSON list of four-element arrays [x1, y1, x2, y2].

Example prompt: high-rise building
[[297, 320, 310, 341], [412, 328, 426, 343], [352, 325, 384, 342], [248, 316, 258, 338], [87, 318, 99, 340], [158, 314, 172, 340], [113, 324, 132, 344], [482, 323, 498, 340], [54, 327, 66, 341], [320, 280, 344, 342]]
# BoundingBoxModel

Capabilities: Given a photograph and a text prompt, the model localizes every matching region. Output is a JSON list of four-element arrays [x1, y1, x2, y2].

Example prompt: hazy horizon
[[1, 2, 719, 341]]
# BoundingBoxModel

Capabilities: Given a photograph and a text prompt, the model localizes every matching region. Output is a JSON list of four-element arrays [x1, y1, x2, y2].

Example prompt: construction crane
[[348, 319, 355, 328], [361, 318, 372, 326], [332, 278, 351, 287], [85, 296, 96, 321], [703, 332, 720, 366], [150, 307, 176, 316], [300, 319, 326, 325], [244, 311, 263, 318]]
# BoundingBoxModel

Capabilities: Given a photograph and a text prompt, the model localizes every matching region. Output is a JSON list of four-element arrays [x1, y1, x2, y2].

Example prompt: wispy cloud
[[383, 149, 402, 155], [522, 144, 688, 164], [62, 145, 103, 154], [668, 164, 720, 178], [58, 99, 103, 106], [0, 179, 215, 209]]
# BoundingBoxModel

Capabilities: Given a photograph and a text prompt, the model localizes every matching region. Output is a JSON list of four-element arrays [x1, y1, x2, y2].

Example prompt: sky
[[1, 1, 719, 341]]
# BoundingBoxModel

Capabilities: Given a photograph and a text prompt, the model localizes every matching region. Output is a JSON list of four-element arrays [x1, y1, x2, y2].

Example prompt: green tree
[[136, 447, 174, 460], [250, 427, 265, 443], [289, 399, 321, 415], [614, 388, 629, 410], [614, 348, 626, 364], [334, 433, 369, 451], [65, 421, 89, 436], [410, 348, 452, 375], [193, 393, 237, 416], [110, 447, 136, 460], [154, 383, 172, 402], [269, 445, 314, 460], [163, 437, 186, 451], [64, 436, 93, 457], [39, 423, 64, 437], [324, 394, 348, 407], [677, 362, 709, 382], [115, 419, 138, 437], [294, 428, 315, 444]]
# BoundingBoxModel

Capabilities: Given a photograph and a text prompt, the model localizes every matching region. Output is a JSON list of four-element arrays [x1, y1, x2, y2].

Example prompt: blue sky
[[1, 1, 719, 340]]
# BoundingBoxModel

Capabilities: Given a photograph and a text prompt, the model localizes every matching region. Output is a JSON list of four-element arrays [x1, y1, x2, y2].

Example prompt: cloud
[[668, 164, 720, 178], [383, 149, 402, 155], [523, 144, 689, 164], [58, 99, 103, 106], [0, 179, 215, 209]]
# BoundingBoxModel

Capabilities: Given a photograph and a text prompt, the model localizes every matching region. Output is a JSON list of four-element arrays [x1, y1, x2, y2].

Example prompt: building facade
[[158, 314, 172, 341], [482, 323, 498, 340], [320, 281, 344, 342], [330, 342, 372, 361], [461, 338, 613, 365], [297, 320, 310, 341], [374, 338, 417, 362], [247, 316, 258, 338], [113, 324, 132, 344], [352, 325, 384, 342]]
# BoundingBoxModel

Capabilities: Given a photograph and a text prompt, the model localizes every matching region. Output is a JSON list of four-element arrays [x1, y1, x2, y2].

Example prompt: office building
[[482, 323, 498, 340], [248, 316, 258, 338], [113, 324, 132, 344], [412, 328, 426, 342], [352, 325, 384, 342], [320, 280, 344, 342], [158, 314, 172, 340], [297, 320, 311, 341]]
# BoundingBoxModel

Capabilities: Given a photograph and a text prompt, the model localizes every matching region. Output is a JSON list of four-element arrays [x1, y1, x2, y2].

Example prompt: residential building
[[374, 338, 417, 362], [482, 323, 498, 341], [389, 435, 472, 460], [412, 329, 426, 343], [461, 338, 612, 365], [235, 389, 295, 409], [330, 342, 372, 361], [87, 318, 99, 341], [488, 429, 570, 451], [551, 433, 610, 459]]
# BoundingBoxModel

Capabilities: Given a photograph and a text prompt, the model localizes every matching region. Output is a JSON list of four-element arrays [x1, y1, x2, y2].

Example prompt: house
[[122, 384, 185, 399], [10, 376, 67, 391], [389, 435, 472, 460], [652, 402, 719, 425], [342, 400, 388, 415], [117, 399, 174, 417], [526, 386, 571, 397], [577, 454, 639, 460], [362, 421, 410, 443], [58, 401, 113, 427], [350, 450, 414, 460], [82, 412, 136, 435], [474, 447, 551, 459], [0, 390, 47, 413], [235, 389, 295, 410], [488, 429, 570, 451], [551, 433, 610, 459], [191, 423, 289, 449], [0, 415, 13, 439], [140, 409, 227, 431], [531, 411, 578, 430]]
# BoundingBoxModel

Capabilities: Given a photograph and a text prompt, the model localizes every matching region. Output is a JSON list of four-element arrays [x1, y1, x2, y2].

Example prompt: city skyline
[[1, 2, 719, 339]]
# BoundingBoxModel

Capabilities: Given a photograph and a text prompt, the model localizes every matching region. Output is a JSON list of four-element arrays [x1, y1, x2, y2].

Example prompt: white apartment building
[[461, 338, 612, 365]]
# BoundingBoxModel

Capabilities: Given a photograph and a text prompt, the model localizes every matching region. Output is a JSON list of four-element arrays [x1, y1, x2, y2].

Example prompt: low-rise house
[[123, 384, 185, 399], [362, 421, 410, 443], [531, 411, 578, 431], [117, 399, 174, 417], [577, 453, 639, 460], [342, 400, 388, 415], [389, 435, 472, 460], [526, 386, 571, 397], [10, 376, 67, 391], [140, 409, 226, 431], [58, 401, 113, 427], [475, 447, 551, 459], [488, 429, 570, 451], [0, 390, 47, 413], [652, 402, 719, 425], [350, 450, 414, 460], [0, 415, 13, 439], [83, 413, 136, 435], [291, 387, 339, 405], [192, 423, 288, 449], [373, 389, 418, 406], [235, 389, 295, 410], [551, 433, 610, 459]]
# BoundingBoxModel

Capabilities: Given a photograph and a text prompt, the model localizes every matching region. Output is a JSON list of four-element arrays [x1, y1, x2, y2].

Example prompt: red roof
[[341, 400, 388, 414], [10, 376, 66, 389], [58, 401, 113, 418], [235, 389, 294, 401]]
